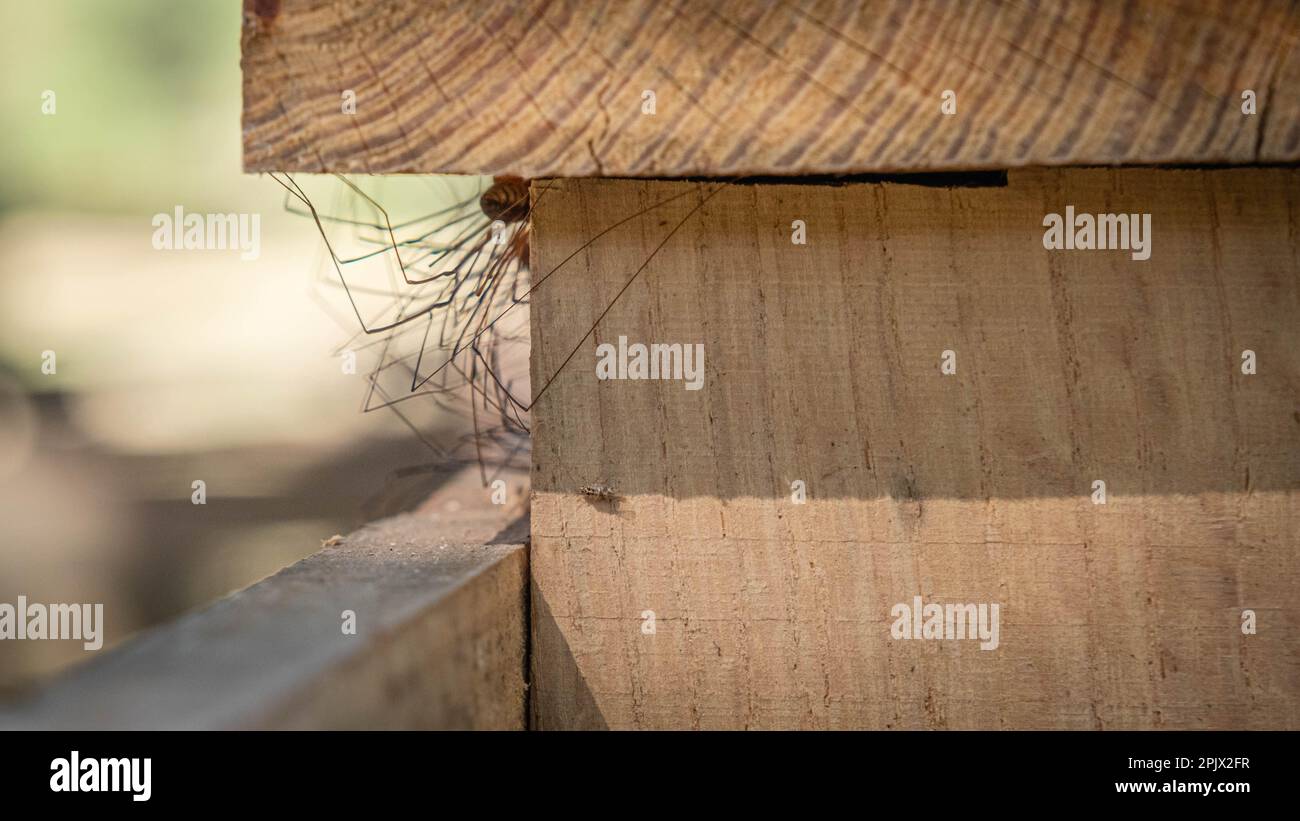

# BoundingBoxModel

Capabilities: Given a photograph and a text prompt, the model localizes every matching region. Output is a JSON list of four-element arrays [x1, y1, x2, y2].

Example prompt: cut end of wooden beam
[[241, 0, 1300, 175]]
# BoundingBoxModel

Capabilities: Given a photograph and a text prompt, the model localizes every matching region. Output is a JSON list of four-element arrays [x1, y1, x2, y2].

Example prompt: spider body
[[479, 176, 530, 223]]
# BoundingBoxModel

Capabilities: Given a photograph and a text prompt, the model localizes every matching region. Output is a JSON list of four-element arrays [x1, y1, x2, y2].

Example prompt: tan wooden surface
[[0, 468, 529, 730], [242, 0, 1300, 176], [528, 170, 1300, 729]]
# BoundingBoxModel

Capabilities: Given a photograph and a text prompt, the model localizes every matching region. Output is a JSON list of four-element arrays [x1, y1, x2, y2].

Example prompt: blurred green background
[[0, 1, 460, 692], [1, 1, 238, 216]]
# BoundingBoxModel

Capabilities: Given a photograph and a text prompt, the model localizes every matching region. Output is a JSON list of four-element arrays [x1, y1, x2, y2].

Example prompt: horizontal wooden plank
[[528, 169, 1300, 729], [0, 469, 529, 730], [242, 0, 1300, 175]]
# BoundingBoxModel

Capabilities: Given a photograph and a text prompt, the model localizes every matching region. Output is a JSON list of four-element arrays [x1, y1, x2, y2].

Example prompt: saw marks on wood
[[528, 170, 1300, 729], [242, 0, 1300, 175]]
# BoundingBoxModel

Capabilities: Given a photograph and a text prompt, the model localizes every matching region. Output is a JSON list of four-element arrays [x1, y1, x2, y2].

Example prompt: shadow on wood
[[528, 169, 1299, 729]]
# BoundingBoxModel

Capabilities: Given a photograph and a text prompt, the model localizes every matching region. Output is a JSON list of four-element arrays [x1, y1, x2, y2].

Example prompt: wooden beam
[[528, 170, 1300, 729], [242, 0, 1300, 176], [0, 469, 529, 730]]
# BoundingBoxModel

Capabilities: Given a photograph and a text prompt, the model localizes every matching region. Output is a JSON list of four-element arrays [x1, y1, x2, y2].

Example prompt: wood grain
[[528, 170, 1300, 729], [242, 0, 1300, 175], [0, 468, 530, 730]]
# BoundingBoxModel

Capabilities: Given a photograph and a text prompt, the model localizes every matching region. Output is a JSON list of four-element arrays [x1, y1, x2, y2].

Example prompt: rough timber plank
[[528, 170, 1300, 729], [0, 469, 529, 730], [241, 0, 1300, 175]]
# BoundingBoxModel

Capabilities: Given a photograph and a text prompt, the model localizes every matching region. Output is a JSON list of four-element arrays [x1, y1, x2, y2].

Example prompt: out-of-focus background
[[0, 1, 468, 693]]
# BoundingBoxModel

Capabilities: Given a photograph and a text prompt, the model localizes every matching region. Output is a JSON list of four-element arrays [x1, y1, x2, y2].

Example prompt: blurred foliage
[[0, 0, 238, 215]]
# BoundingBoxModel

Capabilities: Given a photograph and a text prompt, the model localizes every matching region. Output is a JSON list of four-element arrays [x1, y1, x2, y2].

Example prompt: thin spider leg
[[499, 180, 730, 415], [413, 185, 704, 389]]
